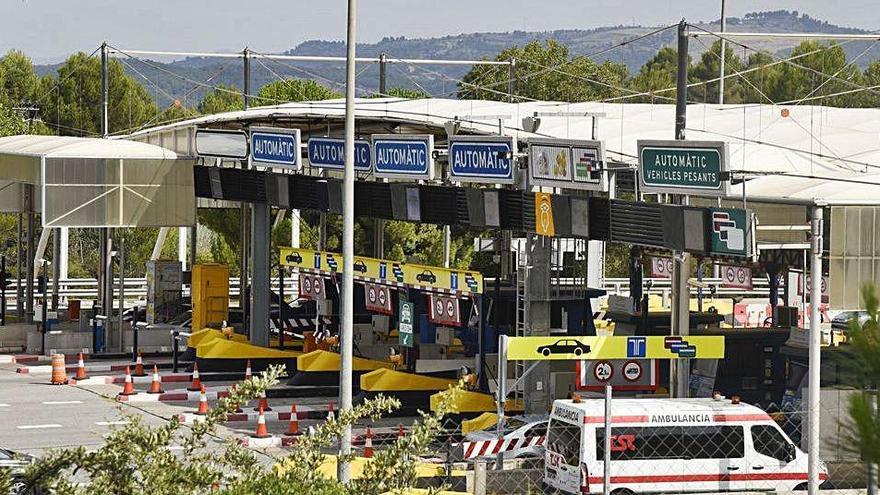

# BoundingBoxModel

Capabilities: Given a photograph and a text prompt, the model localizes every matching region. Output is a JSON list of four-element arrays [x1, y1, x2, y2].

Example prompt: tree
[[458, 40, 629, 102], [40, 52, 158, 136], [256, 79, 340, 105], [741, 52, 783, 104], [772, 41, 865, 107], [382, 87, 429, 99], [3, 365, 461, 495], [629, 47, 689, 104], [843, 285, 880, 485], [689, 40, 745, 104], [197, 84, 244, 114], [0, 50, 39, 107]]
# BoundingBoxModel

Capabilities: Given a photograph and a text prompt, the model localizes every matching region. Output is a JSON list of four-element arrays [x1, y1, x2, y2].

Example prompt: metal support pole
[[507, 58, 516, 101], [1, 255, 6, 326], [718, 0, 727, 105], [496, 335, 508, 469], [104, 230, 113, 326], [16, 213, 23, 318], [101, 42, 108, 138], [118, 233, 125, 353], [51, 228, 60, 310], [279, 266, 285, 350], [40, 260, 47, 355], [378, 52, 387, 95], [443, 225, 451, 268], [338, 0, 358, 482], [132, 306, 139, 362], [151, 227, 169, 260], [24, 186, 34, 324], [171, 329, 180, 374], [603, 384, 612, 495], [675, 20, 689, 140], [669, 20, 692, 398], [241, 47, 252, 328], [250, 202, 270, 347], [477, 294, 488, 392], [190, 225, 197, 268], [808, 205, 823, 495]]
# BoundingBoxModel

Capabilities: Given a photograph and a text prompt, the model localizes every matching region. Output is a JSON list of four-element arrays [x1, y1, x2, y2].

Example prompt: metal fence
[[415, 392, 871, 495]]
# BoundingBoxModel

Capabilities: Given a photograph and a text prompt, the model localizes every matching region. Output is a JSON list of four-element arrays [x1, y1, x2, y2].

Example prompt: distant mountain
[[36, 10, 877, 108]]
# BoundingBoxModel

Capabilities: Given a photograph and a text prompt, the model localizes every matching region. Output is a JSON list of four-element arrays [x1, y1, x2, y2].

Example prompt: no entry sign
[[721, 264, 752, 290], [577, 359, 658, 392]]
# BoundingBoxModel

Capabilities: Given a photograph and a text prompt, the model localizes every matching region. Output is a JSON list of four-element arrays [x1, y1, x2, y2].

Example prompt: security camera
[[521, 115, 541, 133]]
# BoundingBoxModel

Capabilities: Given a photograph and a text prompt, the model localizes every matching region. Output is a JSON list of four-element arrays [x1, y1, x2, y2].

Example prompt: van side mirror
[[785, 443, 796, 463]]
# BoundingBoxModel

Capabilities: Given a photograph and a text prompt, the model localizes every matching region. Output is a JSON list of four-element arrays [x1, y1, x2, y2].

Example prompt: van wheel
[[611, 489, 634, 495], [794, 483, 808, 491]]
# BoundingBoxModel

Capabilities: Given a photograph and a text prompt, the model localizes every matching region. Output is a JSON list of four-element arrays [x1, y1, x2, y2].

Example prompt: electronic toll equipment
[[527, 138, 608, 192], [191, 264, 230, 331]]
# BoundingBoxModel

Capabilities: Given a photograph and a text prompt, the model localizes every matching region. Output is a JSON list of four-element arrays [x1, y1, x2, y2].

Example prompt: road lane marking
[[94, 421, 130, 426], [42, 400, 83, 405], [17, 424, 62, 430], [0, 404, 10, 408]]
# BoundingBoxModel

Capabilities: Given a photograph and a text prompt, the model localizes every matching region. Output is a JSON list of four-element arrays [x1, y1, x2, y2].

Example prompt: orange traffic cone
[[147, 365, 164, 394], [132, 351, 146, 377], [364, 427, 374, 458], [251, 405, 270, 438], [230, 383, 243, 413], [253, 392, 272, 412], [187, 362, 202, 391], [119, 366, 137, 396], [244, 360, 252, 381], [74, 352, 88, 380], [50, 354, 68, 385], [327, 401, 335, 421], [397, 424, 404, 439], [194, 385, 209, 415], [285, 403, 301, 436]]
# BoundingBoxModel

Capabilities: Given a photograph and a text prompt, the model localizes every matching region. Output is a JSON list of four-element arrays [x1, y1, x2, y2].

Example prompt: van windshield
[[596, 425, 745, 460], [547, 419, 581, 465]]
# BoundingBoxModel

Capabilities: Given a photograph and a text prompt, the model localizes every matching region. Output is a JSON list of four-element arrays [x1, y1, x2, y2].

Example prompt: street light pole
[[719, 0, 727, 104], [338, 0, 358, 484]]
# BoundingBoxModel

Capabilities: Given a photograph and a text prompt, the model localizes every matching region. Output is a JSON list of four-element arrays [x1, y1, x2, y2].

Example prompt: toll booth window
[[597, 426, 744, 460], [547, 420, 580, 465], [751, 425, 790, 461]]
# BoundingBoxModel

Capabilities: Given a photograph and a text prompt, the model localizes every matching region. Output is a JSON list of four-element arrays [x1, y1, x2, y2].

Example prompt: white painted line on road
[[0, 404, 10, 408], [42, 400, 83, 405], [94, 421, 130, 426], [16, 424, 62, 430]]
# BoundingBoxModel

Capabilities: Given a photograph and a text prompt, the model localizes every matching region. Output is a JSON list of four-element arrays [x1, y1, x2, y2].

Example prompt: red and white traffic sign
[[577, 359, 658, 392], [622, 360, 643, 382], [429, 294, 461, 326], [650, 256, 673, 279], [720, 264, 752, 290], [299, 273, 325, 300], [364, 283, 393, 314]]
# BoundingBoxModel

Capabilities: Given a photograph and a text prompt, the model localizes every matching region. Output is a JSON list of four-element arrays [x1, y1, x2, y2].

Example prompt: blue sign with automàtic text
[[449, 136, 515, 184], [373, 134, 433, 179], [251, 128, 301, 170], [307, 137, 372, 171]]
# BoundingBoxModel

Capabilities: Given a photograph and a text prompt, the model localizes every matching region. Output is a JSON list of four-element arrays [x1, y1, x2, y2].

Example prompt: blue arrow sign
[[449, 136, 516, 184], [251, 128, 301, 169], [373, 134, 434, 179], [307, 137, 372, 171]]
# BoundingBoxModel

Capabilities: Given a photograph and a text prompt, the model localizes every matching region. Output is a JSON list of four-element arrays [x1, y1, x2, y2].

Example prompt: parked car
[[831, 310, 869, 333], [1, 448, 36, 494]]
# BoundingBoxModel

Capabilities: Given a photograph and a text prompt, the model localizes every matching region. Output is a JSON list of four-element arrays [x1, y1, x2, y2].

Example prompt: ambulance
[[544, 397, 827, 494]]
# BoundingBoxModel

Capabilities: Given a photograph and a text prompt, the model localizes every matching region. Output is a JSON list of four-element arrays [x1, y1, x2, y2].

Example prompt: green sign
[[709, 208, 751, 257], [399, 301, 414, 348], [638, 140, 728, 197]]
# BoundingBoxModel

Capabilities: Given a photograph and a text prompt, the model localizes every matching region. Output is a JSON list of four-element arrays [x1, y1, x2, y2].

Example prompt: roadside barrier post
[[131, 306, 139, 363], [171, 329, 179, 374], [474, 459, 487, 495], [603, 384, 612, 495]]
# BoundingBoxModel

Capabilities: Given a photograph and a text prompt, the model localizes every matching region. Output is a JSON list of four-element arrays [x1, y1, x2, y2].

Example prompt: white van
[[545, 397, 827, 494]]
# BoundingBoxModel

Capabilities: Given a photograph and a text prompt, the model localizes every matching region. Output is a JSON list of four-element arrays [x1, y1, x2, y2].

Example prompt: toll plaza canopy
[[0, 135, 195, 227], [128, 98, 880, 206]]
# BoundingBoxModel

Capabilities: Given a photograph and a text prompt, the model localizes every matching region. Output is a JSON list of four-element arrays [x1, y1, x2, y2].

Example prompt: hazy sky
[[4, 0, 879, 63]]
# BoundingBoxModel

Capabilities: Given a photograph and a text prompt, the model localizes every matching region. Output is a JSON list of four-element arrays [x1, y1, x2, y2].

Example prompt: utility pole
[[670, 19, 692, 398], [374, 52, 387, 259], [338, 0, 358, 483], [241, 48, 251, 330], [719, 0, 727, 104], [100, 42, 113, 327], [808, 205, 823, 495]]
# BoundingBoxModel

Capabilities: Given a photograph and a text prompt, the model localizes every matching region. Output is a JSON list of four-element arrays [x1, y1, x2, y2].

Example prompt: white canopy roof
[[0, 135, 193, 227], [128, 97, 880, 205]]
